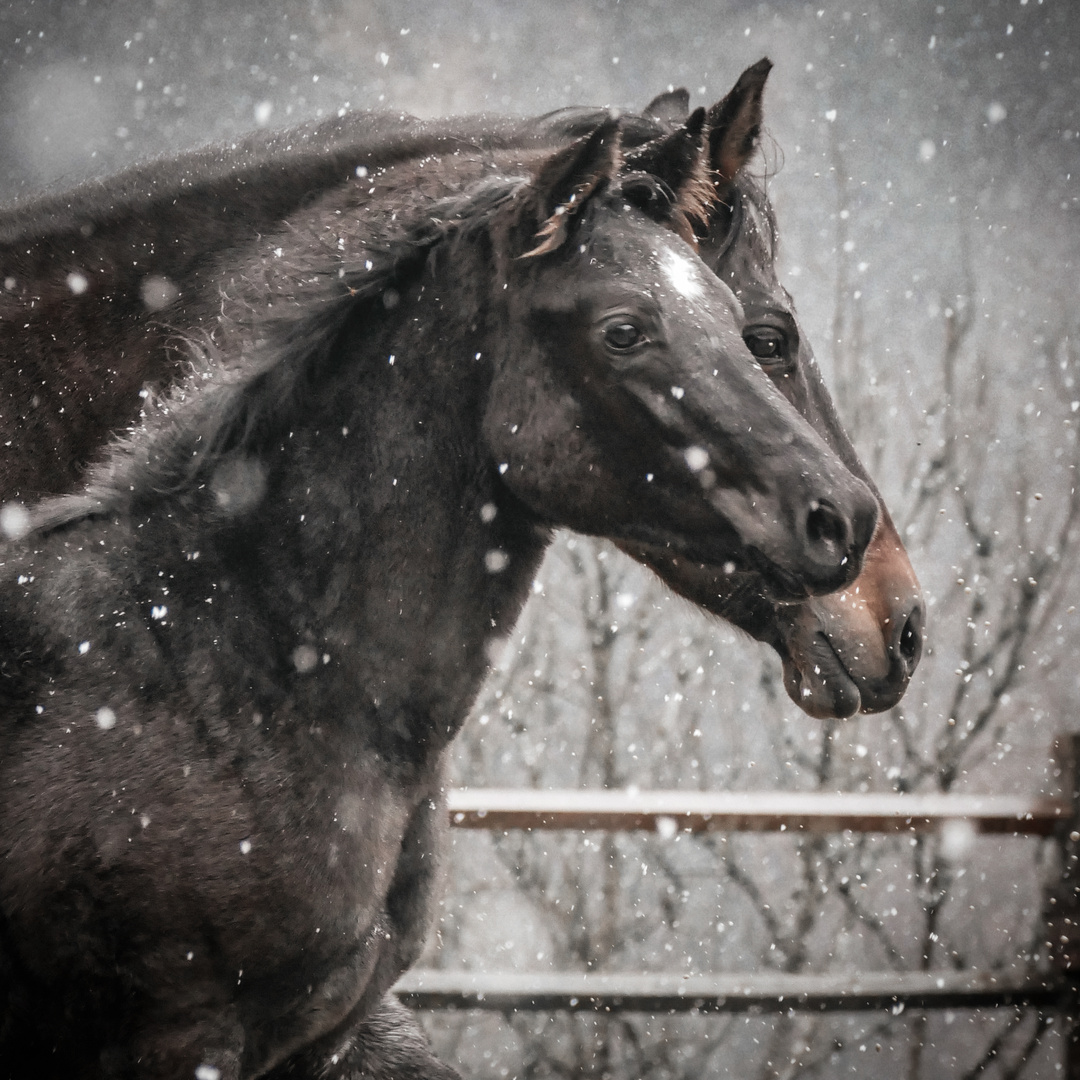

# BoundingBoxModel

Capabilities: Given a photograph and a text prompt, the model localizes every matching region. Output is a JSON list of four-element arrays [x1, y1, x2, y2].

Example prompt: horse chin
[[779, 632, 863, 720]]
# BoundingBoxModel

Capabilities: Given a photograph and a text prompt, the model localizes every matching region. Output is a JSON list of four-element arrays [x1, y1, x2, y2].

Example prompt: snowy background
[[2, 1, 1079, 1076]]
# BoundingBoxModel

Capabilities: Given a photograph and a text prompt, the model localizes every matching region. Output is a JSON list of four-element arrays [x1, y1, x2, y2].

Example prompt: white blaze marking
[[660, 248, 704, 300]]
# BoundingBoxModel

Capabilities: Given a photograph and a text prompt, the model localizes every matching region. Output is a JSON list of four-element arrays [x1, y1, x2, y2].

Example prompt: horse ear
[[643, 87, 690, 126], [706, 57, 772, 185], [519, 117, 622, 259], [624, 107, 713, 238]]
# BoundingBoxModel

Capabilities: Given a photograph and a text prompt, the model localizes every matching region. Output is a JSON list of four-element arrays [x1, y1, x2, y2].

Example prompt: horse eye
[[603, 321, 645, 351], [743, 327, 787, 363]]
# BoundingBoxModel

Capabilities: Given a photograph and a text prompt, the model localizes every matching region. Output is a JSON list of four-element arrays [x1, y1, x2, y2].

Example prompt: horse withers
[[0, 118, 875, 1078]]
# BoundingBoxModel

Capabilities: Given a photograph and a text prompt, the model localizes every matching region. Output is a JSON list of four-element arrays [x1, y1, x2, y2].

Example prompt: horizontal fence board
[[428, 787, 1077, 1019], [395, 968, 1071, 1014], [446, 789, 1070, 836]]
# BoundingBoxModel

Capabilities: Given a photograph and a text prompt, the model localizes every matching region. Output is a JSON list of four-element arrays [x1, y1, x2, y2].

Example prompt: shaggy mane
[[29, 175, 526, 534]]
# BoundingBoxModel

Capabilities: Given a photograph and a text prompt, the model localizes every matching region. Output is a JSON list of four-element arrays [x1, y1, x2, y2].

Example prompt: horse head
[[620, 60, 924, 717], [484, 115, 879, 606]]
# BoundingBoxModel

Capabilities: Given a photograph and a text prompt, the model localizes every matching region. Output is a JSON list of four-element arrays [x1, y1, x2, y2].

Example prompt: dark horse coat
[[0, 61, 922, 720], [0, 115, 878, 1078]]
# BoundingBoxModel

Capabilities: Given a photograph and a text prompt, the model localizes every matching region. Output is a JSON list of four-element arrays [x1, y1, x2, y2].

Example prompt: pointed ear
[[519, 117, 622, 259], [624, 108, 713, 239], [643, 87, 690, 126], [706, 57, 772, 184]]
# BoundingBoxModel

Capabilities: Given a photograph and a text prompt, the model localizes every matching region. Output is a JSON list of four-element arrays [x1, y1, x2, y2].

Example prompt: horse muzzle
[[777, 514, 925, 718]]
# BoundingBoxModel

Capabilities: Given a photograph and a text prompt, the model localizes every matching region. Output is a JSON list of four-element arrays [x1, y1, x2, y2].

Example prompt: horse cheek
[[483, 368, 572, 513]]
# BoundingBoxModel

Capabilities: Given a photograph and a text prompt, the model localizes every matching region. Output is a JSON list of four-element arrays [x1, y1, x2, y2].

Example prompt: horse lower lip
[[784, 632, 861, 719], [805, 632, 913, 716], [855, 670, 912, 714]]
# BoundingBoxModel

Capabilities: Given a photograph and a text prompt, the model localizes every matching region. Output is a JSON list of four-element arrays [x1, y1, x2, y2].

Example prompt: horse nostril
[[805, 499, 849, 562], [895, 603, 924, 676]]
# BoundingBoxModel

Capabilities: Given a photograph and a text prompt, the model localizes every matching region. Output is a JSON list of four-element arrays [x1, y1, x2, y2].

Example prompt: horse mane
[[0, 111, 525, 246], [24, 113, 716, 535], [522, 106, 665, 150], [31, 174, 527, 533]]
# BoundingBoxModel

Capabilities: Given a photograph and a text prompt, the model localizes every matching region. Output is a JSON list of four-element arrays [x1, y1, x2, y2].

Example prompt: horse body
[[0, 151, 540, 1079], [0, 403, 484, 1075]]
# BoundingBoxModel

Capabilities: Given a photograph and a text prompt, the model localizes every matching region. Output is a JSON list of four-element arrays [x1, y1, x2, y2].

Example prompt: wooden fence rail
[[395, 968, 1067, 1015], [443, 787, 1070, 836], [395, 734, 1080, 1077]]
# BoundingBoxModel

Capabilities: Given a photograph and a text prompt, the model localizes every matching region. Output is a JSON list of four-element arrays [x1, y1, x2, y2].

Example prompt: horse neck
[[149, 258, 544, 755]]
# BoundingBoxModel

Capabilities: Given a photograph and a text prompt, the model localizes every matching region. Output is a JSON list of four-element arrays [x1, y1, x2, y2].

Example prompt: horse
[[628, 75, 926, 718], [0, 116, 878, 1078], [0, 59, 923, 721]]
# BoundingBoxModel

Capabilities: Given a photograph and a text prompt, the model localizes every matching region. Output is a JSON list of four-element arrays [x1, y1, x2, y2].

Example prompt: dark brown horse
[[0, 118, 875, 1078], [0, 60, 923, 719]]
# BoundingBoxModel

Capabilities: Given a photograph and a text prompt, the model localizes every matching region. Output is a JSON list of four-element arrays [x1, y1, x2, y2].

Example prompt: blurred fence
[[394, 734, 1080, 1077]]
